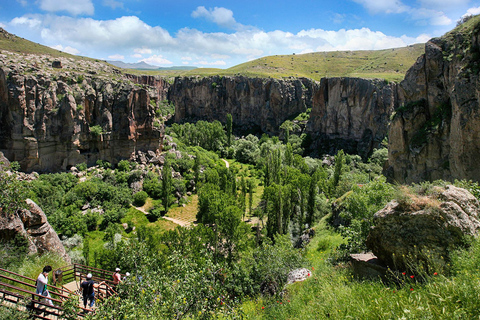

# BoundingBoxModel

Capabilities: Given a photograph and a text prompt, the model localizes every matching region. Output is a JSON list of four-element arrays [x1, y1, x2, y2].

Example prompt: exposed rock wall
[[171, 75, 395, 158], [170, 75, 315, 134], [387, 20, 480, 183], [0, 199, 70, 263], [0, 60, 168, 172], [307, 77, 396, 158]]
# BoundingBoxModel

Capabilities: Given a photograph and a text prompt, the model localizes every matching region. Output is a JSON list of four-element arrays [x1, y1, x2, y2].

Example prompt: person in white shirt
[[36, 265, 54, 306]]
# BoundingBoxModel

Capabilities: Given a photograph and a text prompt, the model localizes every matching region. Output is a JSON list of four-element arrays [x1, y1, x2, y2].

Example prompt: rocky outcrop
[[307, 77, 396, 158], [170, 75, 315, 134], [0, 52, 169, 172], [366, 185, 480, 270], [0, 199, 70, 263], [387, 18, 480, 183]]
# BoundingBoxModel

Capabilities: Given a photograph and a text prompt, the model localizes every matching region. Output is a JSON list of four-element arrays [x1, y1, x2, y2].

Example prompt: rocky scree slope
[[387, 16, 480, 183], [0, 49, 169, 172]]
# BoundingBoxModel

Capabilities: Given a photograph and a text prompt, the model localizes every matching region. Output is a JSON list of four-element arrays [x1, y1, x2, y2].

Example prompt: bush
[[133, 191, 148, 207], [117, 160, 131, 172]]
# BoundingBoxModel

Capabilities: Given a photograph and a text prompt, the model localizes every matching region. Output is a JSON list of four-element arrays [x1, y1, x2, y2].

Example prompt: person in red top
[[112, 267, 121, 286]]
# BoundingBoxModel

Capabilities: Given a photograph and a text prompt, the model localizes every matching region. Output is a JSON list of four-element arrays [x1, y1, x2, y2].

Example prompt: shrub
[[90, 125, 103, 136], [77, 162, 87, 171], [133, 191, 148, 207], [117, 160, 131, 172]]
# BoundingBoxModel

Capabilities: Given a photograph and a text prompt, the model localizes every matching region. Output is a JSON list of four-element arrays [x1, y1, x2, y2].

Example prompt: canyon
[[1, 19, 480, 184]]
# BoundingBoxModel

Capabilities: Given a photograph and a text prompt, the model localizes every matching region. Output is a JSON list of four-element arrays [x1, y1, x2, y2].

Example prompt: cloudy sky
[[1, 0, 480, 68]]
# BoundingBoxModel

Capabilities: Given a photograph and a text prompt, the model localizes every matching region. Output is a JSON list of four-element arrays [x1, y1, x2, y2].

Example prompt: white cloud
[[332, 13, 346, 24], [37, 16, 175, 50], [352, 0, 453, 27], [196, 60, 227, 66], [419, 0, 470, 10], [464, 6, 480, 18], [7, 13, 431, 68], [38, 0, 94, 15], [353, 0, 408, 14], [211, 53, 230, 59], [50, 44, 80, 55], [191, 6, 241, 29], [16, 0, 28, 7], [409, 8, 452, 26], [11, 16, 42, 28], [182, 61, 190, 65], [103, 0, 123, 10], [108, 54, 124, 60], [0, 22, 6, 29], [134, 47, 152, 54], [140, 55, 173, 66]]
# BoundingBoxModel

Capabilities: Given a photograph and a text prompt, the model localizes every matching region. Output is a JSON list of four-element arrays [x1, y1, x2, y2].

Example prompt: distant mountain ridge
[[107, 60, 197, 71]]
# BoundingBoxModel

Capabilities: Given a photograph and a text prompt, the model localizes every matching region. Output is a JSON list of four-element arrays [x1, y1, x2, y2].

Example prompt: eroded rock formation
[[170, 75, 396, 158], [0, 51, 168, 172], [307, 77, 396, 158], [387, 19, 480, 183], [170, 75, 315, 134], [366, 185, 480, 270], [0, 199, 71, 263]]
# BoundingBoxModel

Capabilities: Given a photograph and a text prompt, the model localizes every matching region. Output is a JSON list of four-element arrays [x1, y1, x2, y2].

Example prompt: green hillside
[[0, 27, 424, 81], [125, 44, 424, 81]]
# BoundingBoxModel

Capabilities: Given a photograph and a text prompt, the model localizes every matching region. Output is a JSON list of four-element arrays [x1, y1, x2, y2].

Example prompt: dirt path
[[222, 159, 229, 168], [134, 206, 192, 227]]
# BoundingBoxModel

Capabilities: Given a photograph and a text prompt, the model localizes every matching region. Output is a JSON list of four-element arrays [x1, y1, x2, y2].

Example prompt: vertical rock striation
[[170, 75, 315, 134], [387, 19, 480, 183], [0, 57, 168, 172], [307, 77, 396, 159]]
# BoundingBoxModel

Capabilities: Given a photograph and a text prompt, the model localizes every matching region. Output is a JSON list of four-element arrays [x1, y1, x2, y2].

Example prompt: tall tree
[[226, 113, 233, 147], [161, 160, 173, 212]]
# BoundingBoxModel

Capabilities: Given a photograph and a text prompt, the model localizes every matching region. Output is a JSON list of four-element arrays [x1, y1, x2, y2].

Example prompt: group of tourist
[[35, 265, 129, 311]]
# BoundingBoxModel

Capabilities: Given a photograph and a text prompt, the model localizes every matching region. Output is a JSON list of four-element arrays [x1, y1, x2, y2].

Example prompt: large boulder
[[366, 185, 480, 270], [0, 199, 71, 263]]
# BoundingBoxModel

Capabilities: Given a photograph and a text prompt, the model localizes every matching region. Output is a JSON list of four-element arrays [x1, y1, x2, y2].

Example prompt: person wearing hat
[[122, 272, 130, 282], [80, 273, 105, 309], [112, 267, 121, 286]]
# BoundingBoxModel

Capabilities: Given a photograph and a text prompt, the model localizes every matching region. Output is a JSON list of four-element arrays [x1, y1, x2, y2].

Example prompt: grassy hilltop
[[1, 27, 424, 82], [126, 44, 425, 82]]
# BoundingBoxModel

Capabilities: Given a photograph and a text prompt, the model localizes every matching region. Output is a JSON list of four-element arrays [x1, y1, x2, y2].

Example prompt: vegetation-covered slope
[[1, 27, 424, 82]]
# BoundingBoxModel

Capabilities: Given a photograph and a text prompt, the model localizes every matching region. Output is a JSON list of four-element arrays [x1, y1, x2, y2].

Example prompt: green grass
[[138, 44, 425, 82], [241, 216, 480, 319], [1, 27, 424, 82]]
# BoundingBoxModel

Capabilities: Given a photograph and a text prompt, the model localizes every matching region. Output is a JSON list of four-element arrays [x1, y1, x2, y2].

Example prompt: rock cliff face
[[0, 199, 71, 263], [170, 75, 315, 134], [387, 19, 480, 183], [170, 75, 395, 158], [307, 77, 396, 158], [0, 52, 168, 172]]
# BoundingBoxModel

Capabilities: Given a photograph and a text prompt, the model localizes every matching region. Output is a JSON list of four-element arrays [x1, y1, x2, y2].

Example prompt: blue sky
[[1, 0, 480, 68]]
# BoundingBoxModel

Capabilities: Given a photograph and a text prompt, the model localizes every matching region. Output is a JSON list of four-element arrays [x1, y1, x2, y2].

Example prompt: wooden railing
[[0, 264, 120, 319], [0, 268, 88, 319], [53, 264, 119, 299]]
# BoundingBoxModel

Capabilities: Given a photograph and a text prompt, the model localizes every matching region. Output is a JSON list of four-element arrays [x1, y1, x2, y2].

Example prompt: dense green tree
[[226, 113, 233, 147], [161, 160, 174, 212]]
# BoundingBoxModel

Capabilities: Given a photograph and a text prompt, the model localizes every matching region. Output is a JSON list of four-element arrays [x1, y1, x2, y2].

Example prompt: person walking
[[36, 266, 54, 306], [112, 267, 121, 286], [81, 273, 105, 309]]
